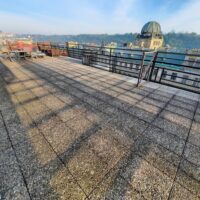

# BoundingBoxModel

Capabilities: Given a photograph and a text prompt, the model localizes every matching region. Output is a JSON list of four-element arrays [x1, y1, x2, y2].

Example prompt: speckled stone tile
[[189, 122, 200, 147], [27, 164, 80, 199], [176, 159, 200, 197], [165, 104, 194, 120], [0, 127, 11, 151], [153, 117, 189, 140], [88, 169, 146, 200], [44, 122, 80, 155], [87, 125, 131, 167], [14, 90, 36, 104], [15, 106, 33, 128], [110, 111, 148, 141], [169, 183, 199, 200], [184, 142, 200, 166], [0, 182, 31, 200], [136, 101, 162, 115], [14, 134, 58, 178], [144, 125, 185, 155], [143, 96, 166, 108], [132, 136, 181, 179], [65, 114, 93, 136], [36, 115, 61, 133], [67, 145, 110, 195], [127, 105, 156, 123], [0, 162, 24, 192], [0, 147, 17, 166], [119, 154, 174, 200], [194, 113, 200, 122], [40, 95, 66, 111], [148, 93, 171, 103], [174, 95, 198, 106], [160, 110, 192, 129], [170, 99, 196, 112], [58, 103, 87, 122], [49, 168, 87, 200], [6, 122, 30, 146], [0, 114, 4, 128]]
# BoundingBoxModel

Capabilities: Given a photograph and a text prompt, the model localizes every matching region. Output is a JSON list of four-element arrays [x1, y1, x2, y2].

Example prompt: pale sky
[[0, 0, 200, 34]]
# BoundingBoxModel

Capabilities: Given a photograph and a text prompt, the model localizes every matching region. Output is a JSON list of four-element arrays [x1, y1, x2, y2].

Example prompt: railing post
[[66, 42, 69, 57], [149, 51, 158, 81], [109, 48, 112, 71], [137, 51, 145, 87]]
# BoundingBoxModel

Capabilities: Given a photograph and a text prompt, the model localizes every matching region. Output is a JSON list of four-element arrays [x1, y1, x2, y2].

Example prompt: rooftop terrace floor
[[0, 57, 200, 200]]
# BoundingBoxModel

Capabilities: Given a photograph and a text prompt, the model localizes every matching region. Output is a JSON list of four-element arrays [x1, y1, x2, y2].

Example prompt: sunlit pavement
[[0, 57, 200, 200]]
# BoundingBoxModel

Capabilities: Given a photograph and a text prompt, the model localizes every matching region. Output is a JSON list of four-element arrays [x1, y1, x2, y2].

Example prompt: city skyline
[[0, 0, 200, 34]]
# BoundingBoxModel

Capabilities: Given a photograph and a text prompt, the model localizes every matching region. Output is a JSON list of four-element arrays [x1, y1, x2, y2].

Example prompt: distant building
[[136, 21, 164, 50]]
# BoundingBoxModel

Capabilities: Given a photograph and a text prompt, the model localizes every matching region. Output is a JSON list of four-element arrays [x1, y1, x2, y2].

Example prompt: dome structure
[[136, 21, 164, 50], [141, 21, 162, 35]]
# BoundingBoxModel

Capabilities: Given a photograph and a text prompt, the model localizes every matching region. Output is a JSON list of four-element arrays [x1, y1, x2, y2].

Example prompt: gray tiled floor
[[0, 57, 200, 200]]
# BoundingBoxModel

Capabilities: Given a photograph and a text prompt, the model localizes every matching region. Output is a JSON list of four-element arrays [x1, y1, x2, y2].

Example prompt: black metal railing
[[66, 43, 200, 93]]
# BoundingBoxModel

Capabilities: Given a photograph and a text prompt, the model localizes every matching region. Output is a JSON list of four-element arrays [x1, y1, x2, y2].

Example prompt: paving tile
[[194, 113, 200, 122], [82, 107, 111, 125], [65, 114, 94, 136], [169, 183, 199, 200], [144, 126, 185, 155], [174, 95, 197, 106], [120, 154, 174, 200], [148, 93, 171, 103], [110, 111, 148, 141], [0, 114, 4, 128], [49, 168, 87, 200], [143, 97, 166, 108], [0, 127, 11, 151], [127, 105, 156, 123], [15, 106, 33, 128], [153, 117, 189, 140], [184, 142, 200, 166], [57, 103, 87, 122], [0, 162, 23, 192], [160, 110, 192, 129], [27, 164, 73, 199], [6, 122, 30, 146], [165, 104, 194, 120], [189, 122, 200, 147], [87, 125, 131, 167], [37, 115, 61, 133], [176, 159, 200, 197], [44, 122, 79, 155], [0, 182, 31, 200], [15, 134, 58, 178], [132, 136, 181, 179], [89, 168, 146, 200], [136, 101, 161, 115], [31, 86, 50, 98], [0, 148, 17, 166], [14, 90, 36, 104], [108, 97, 132, 112], [67, 145, 110, 195], [170, 99, 196, 112], [40, 95, 65, 111]]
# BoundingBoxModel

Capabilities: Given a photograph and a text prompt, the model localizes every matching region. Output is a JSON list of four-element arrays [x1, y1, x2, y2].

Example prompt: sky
[[0, 0, 200, 35]]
